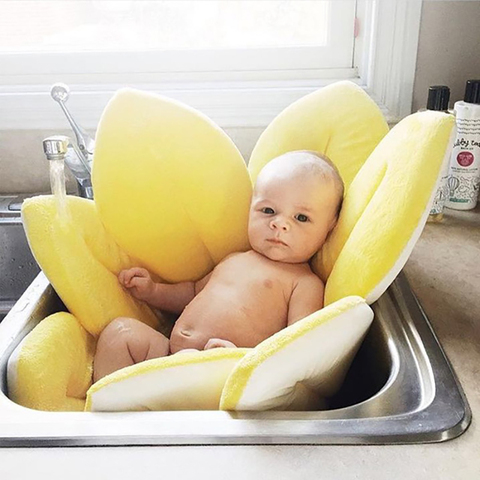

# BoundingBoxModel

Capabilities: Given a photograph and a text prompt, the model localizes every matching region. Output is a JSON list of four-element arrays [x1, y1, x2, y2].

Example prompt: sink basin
[[0, 197, 41, 322], [0, 196, 471, 446], [0, 267, 471, 446]]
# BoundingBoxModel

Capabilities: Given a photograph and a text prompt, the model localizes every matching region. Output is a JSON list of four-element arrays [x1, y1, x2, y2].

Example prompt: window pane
[[0, 0, 331, 53]]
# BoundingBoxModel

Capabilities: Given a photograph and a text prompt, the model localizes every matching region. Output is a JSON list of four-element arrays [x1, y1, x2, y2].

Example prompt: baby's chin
[[252, 245, 310, 264]]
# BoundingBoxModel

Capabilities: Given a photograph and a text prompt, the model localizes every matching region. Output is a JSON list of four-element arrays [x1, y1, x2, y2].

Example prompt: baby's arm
[[287, 275, 325, 326], [119, 267, 212, 314]]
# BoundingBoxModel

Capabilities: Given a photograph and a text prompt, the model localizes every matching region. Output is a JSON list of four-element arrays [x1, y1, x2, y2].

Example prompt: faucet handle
[[43, 135, 70, 160], [50, 83, 95, 157], [50, 84, 70, 104]]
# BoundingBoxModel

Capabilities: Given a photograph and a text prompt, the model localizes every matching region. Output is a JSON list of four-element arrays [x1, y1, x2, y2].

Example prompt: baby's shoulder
[[293, 268, 324, 291], [218, 251, 246, 264]]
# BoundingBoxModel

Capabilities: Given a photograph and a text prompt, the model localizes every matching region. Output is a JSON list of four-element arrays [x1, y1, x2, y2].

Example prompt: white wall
[[412, 0, 480, 111], [0, 126, 264, 194]]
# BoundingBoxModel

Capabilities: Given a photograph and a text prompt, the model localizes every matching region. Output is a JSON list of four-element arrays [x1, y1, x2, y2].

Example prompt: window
[[0, 0, 422, 129], [1, 1, 355, 70]]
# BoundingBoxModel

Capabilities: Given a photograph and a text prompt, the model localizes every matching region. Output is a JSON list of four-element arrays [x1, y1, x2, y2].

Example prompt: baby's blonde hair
[[262, 150, 344, 217]]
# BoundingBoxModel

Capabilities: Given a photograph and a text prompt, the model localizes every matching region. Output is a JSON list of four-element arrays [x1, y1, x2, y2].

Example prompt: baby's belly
[[169, 289, 287, 354], [169, 324, 210, 353]]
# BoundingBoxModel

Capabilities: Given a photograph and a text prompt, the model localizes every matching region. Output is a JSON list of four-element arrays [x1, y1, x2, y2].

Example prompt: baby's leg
[[93, 317, 169, 382]]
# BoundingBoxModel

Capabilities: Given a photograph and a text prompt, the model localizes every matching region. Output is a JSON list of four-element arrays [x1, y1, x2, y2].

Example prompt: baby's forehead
[[258, 152, 336, 180], [255, 163, 333, 192], [253, 172, 337, 204], [255, 152, 343, 197]]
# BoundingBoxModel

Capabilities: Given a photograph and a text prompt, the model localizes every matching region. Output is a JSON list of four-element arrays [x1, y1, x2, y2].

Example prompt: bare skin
[[93, 151, 344, 382]]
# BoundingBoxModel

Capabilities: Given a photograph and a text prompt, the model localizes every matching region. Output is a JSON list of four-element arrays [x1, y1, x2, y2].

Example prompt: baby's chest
[[218, 258, 296, 299]]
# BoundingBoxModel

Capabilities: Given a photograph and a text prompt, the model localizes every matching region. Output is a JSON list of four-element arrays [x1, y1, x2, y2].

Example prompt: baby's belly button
[[172, 328, 194, 342]]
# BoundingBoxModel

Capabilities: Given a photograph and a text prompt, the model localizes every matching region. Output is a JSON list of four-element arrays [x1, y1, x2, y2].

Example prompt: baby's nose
[[270, 217, 290, 231]]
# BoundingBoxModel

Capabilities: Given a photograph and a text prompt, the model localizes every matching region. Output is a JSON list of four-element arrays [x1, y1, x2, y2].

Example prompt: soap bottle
[[426, 86, 452, 223], [446, 80, 480, 211]]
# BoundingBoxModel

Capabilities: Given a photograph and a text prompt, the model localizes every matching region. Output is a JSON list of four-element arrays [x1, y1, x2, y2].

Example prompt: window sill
[[0, 74, 401, 131]]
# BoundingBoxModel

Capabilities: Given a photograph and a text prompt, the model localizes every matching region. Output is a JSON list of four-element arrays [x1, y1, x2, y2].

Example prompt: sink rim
[[0, 272, 471, 446]]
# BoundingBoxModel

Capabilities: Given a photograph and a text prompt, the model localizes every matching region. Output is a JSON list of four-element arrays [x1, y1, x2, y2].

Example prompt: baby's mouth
[[267, 238, 288, 246]]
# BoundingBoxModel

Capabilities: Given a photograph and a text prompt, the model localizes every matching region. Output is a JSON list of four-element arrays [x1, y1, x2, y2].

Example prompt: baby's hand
[[118, 267, 155, 302], [204, 338, 237, 350]]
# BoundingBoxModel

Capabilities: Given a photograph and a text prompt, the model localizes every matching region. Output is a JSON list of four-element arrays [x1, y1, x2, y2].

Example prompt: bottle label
[[456, 151, 474, 167], [447, 103, 480, 208], [430, 174, 449, 214]]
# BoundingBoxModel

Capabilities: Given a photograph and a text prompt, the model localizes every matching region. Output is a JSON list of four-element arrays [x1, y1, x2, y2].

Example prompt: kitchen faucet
[[42, 84, 94, 199]]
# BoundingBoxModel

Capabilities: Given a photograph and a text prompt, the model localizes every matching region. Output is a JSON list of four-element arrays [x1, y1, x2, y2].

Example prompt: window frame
[[0, 0, 422, 130]]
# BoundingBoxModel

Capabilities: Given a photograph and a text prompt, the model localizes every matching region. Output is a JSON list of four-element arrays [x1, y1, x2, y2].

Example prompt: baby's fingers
[[128, 276, 149, 289], [118, 270, 127, 286], [119, 268, 138, 286], [123, 267, 149, 285]]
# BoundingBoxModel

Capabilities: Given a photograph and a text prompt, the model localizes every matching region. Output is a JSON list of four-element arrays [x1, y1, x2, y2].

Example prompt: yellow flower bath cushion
[[7, 312, 95, 411], [314, 111, 455, 305], [86, 348, 249, 412], [22, 195, 161, 336], [92, 88, 252, 283], [14, 83, 452, 415], [86, 297, 372, 413], [220, 296, 373, 411], [248, 81, 389, 189]]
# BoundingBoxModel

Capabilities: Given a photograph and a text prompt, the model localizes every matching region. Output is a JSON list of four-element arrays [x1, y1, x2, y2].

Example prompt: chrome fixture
[[43, 135, 69, 161], [0, 273, 471, 446], [0, 196, 41, 322], [48, 83, 94, 199]]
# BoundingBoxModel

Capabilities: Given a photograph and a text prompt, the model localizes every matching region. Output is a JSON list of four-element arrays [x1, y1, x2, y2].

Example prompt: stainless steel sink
[[0, 196, 41, 322], [0, 199, 471, 446], [0, 277, 471, 446]]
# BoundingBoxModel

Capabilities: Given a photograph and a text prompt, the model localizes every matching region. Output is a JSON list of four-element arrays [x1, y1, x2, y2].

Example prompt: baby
[[93, 151, 344, 382]]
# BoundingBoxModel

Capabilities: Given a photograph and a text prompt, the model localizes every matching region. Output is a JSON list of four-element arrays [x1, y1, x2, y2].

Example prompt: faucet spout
[[43, 135, 94, 199]]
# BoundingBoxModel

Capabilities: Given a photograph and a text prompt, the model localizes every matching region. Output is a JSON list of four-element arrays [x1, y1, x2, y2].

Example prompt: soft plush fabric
[[220, 296, 373, 411], [7, 312, 94, 411], [93, 88, 252, 283], [15, 89, 254, 411], [86, 348, 249, 412], [12, 82, 454, 412], [314, 111, 455, 305], [21, 195, 160, 336], [248, 81, 389, 190]]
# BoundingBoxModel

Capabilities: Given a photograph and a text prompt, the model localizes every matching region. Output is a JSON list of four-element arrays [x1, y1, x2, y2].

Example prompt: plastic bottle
[[426, 86, 452, 223], [446, 80, 480, 211]]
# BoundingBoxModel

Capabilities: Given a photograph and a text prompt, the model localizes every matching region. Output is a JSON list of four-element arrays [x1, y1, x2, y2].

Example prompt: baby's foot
[[175, 348, 200, 355], [204, 338, 237, 349]]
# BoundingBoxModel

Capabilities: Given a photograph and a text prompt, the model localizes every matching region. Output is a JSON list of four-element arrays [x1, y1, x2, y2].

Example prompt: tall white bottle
[[446, 80, 480, 211]]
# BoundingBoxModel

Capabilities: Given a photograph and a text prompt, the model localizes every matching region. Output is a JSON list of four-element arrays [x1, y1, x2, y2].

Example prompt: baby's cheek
[[248, 222, 264, 245], [293, 236, 321, 261]]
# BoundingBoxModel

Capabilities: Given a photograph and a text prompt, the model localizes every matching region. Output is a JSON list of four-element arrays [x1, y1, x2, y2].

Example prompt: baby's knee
[[99, 317, 142, 342]]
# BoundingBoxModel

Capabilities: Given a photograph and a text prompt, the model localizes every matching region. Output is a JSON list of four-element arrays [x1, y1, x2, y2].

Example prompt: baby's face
[[248, 173, 339, 264]]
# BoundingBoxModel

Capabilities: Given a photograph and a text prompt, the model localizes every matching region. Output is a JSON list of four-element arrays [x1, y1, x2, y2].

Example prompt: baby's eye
[[296, 214, 309, 223], [262, 207, 275, 214]]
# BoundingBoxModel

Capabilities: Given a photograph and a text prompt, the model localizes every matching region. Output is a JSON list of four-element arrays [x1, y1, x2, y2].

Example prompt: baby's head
[[248, 151, 344, 264]]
